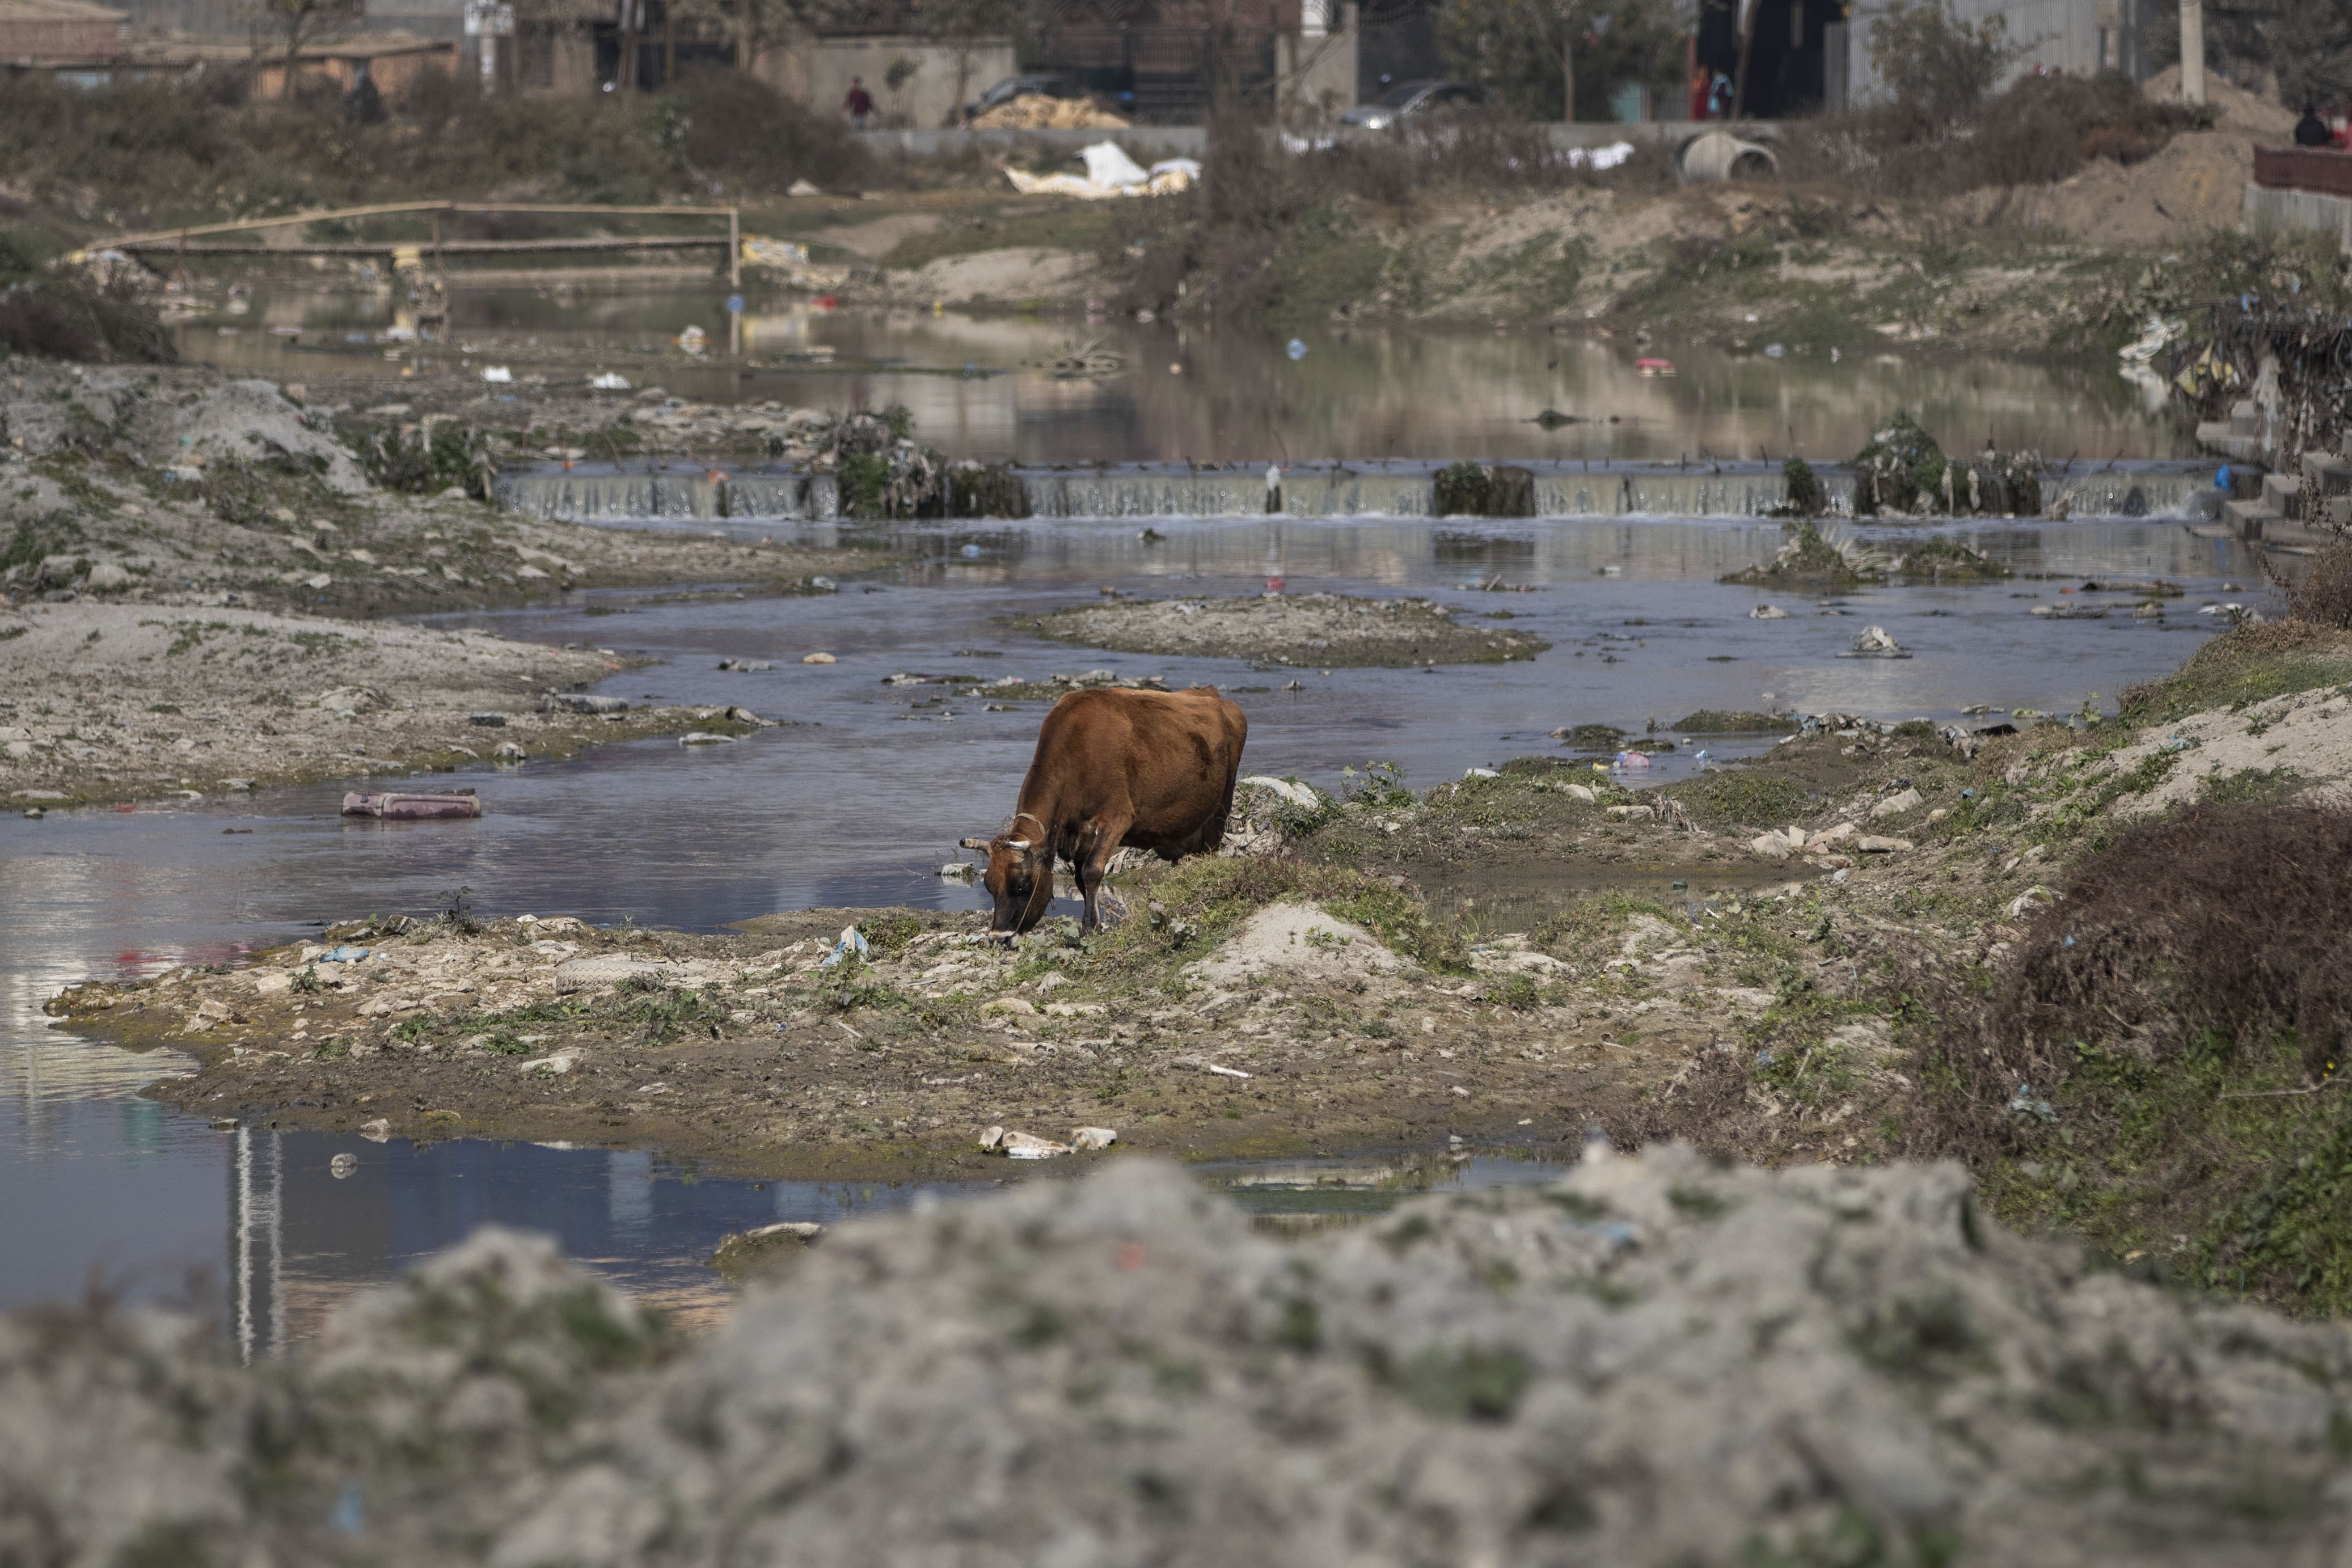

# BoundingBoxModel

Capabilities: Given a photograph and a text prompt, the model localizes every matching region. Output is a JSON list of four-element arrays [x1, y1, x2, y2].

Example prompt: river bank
[[39, 618, 2323, 1181], [44, 610, 2352, 1313]]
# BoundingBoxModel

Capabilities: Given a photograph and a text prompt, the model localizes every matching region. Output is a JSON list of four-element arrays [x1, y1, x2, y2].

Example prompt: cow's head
[[961, 816, 1053, 935]]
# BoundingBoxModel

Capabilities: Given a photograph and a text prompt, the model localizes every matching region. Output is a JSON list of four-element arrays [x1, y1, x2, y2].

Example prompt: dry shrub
[[2287, 542, 2352, 630], [1922, 802, 2352, 1160], [0, 272, 173, 363], [668, 66, 871, 195], [1778, 70, 2205, 202]]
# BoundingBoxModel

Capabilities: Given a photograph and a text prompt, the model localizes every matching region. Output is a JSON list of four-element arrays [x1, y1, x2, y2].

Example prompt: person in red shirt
[[845, 77, 875, 128]]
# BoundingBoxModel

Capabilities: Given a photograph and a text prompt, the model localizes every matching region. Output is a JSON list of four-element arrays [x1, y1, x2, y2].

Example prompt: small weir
[[497, 458, 2214, 524]]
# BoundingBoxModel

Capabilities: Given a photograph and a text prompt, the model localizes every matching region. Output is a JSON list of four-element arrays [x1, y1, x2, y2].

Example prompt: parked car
[[1338, 79, 1488, 130], [964, 73, 1078, 121]]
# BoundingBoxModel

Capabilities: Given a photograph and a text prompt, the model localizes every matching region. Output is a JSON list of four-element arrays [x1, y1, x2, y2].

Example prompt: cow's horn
[[1006, 838, 1032, 851], [958, 837, 991, 850]]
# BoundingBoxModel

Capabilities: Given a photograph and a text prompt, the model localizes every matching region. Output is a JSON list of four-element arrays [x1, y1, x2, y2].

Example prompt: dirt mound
[[1962, 69, 2292, 244], [1186, 901, 1405, 988], [16, 1151, 2352, 1566]]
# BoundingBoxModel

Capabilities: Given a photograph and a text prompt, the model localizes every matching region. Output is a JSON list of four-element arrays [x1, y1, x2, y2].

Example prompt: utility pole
[[1729, 0, 1756, 119], [1559, 0, 1573, 123], [2179, 0, 2205, 106]]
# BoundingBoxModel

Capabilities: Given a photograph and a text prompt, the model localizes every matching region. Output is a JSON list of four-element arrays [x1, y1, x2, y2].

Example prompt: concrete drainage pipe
[[1678, 130, 1780, 183]]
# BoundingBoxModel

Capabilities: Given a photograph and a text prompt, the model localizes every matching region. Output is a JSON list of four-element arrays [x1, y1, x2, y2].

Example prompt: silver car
[[1338, 79, 1488, 130]]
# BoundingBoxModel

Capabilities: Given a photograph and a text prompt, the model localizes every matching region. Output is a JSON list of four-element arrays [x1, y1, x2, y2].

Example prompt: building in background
[[1825, 0, 2162, 111]]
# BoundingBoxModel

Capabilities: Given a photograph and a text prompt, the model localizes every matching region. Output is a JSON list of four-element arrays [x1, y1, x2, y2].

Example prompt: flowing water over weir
[[499, 459, 2217, 524]]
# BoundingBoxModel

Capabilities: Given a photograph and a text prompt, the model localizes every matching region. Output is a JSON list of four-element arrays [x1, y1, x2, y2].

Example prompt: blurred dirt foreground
[[7, 1148, 2352, 1567]]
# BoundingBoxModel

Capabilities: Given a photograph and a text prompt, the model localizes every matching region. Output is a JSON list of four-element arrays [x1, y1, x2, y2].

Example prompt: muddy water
[[179, 286, 2197, 464], [14, 305, 2258, 1335]]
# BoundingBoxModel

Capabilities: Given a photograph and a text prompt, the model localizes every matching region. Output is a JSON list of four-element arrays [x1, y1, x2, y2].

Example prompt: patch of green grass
[[2119, 622, 2352, 726], [2200, 766, 2305, 808], [879, 203, 1116, 272], [1983, 1029, 2352, 1316], [1672, 711, 1797, 734], [1675, 770, 1810, 832]]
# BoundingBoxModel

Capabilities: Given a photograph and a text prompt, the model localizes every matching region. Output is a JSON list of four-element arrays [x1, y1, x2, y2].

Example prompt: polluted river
[[4, 289, 2261, 1346]]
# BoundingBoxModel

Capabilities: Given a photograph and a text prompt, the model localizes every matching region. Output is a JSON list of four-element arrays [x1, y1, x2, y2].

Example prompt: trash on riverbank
[[1843, 625, 1908, 658]]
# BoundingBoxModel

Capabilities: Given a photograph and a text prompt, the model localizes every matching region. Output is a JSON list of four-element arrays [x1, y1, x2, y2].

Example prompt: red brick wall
[[0, 16, 124, 59]]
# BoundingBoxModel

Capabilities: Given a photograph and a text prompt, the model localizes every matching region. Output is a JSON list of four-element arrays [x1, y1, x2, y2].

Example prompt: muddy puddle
[[180, 285, 2199, 464]]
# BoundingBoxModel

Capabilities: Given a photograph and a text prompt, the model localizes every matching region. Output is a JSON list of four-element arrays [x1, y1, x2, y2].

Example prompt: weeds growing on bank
[[1779, 66, 2206, 202], [1911, 799, 2352, 1313]]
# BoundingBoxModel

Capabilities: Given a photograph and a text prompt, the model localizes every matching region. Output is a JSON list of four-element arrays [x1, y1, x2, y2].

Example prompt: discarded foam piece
[[975, 1125, 1117, 1159], [679, 732, 737, 746], [341, 792, 482, 820]]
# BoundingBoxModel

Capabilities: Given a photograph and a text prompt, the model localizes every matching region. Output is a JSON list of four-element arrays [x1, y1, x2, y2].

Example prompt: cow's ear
[[959, 837, 992, 850]]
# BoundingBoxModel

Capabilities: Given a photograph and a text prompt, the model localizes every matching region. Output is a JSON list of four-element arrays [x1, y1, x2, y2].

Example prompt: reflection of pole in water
[[230, 1127, 284, 1363]]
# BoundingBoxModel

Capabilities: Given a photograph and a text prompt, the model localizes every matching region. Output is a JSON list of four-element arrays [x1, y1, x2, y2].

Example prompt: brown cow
[[961, 686, 1247, 935]]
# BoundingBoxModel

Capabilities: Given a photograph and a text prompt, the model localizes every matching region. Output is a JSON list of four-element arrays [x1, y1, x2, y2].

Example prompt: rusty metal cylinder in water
[[341, 792, 482, 820]]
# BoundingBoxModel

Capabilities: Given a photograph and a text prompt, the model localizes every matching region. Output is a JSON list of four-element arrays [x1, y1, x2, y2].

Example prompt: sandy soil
[[0, 599, 769, 806], [1013, 592, 1551, 667], [1961, 70, 2297, 245]]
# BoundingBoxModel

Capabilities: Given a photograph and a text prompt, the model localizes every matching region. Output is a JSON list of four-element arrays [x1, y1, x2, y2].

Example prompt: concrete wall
[[852, 120, 1683, 159], [1277, 2, 1356, 124], [757, 35, 1015, 130], [1838, 0, 2154, 109], [2246, 183, 2352, 252]]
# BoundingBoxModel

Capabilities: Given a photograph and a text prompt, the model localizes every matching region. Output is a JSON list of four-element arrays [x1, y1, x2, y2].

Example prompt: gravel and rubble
[[11, 1151, 2352, 1567], [0, 361, 887, 620], [1011, 591, 1551, 667], [0, 600, 770, 806]]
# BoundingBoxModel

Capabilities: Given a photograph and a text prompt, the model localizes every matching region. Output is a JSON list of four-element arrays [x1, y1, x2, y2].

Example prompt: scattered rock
[[1868, 787, 1924, 819]]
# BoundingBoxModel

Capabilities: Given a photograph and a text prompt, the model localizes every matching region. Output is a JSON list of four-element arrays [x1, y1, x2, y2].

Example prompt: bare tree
[[912, 0, 1025, 125], [254, 0, 366, 87]]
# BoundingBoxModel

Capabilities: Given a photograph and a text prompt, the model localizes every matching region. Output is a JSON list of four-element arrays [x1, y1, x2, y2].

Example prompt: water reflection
[[219, 1127, 988, 1347], [179, 287, 2201, 465]]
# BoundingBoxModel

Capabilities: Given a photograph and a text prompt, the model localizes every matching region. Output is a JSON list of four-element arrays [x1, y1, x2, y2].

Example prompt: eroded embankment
[[11, 1152, 2352, 1568], [0, 362, 886, 620]]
